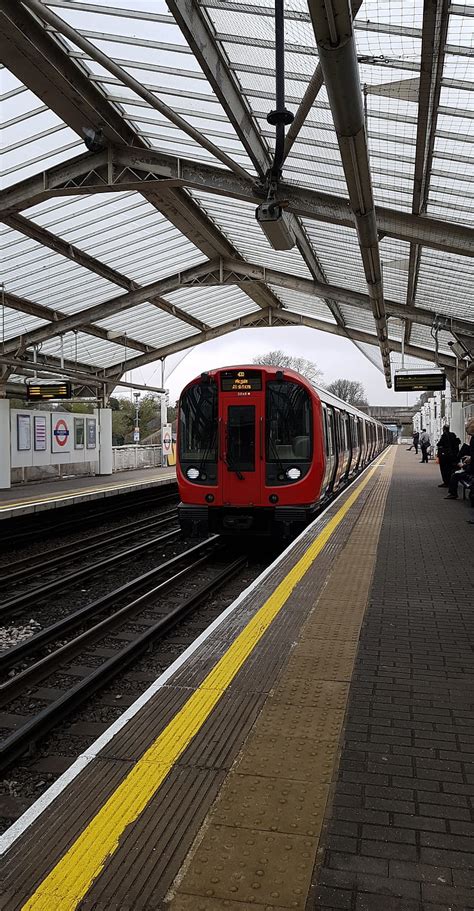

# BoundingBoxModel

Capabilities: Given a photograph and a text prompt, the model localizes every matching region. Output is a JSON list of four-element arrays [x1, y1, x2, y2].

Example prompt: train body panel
[[177, 365, 392, 536]]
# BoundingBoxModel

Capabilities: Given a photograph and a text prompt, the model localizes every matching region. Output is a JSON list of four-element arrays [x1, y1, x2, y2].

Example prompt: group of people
[[408, 418, 474, 522]]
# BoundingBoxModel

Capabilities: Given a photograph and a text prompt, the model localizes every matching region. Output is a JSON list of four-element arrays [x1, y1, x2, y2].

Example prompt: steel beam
[[220, 260, 474, 338], [1, 261, 217, 354], [21, 0, 252, 181], [104, 309, 273, 376], [277, 311, 456, 370], [167, 0, 348, 331], [405, 0, 450, 346], [3, 291, 152, 355], [308, 0, 391, 386], [1, 2, 280, 320], [4, 148, 471, 259]]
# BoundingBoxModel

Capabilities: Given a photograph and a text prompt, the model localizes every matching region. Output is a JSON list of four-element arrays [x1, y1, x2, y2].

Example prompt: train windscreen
[[266, 381, 312, 462], [179, 381, 218, 462]]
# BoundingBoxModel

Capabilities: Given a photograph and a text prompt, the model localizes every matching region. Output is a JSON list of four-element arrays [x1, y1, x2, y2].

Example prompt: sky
[[127, 325, 420, 407]]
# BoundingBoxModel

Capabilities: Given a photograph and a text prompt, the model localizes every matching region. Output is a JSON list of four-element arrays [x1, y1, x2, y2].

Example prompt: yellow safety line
[[21, 455, 386, 911], [0, 473, 175, 511]]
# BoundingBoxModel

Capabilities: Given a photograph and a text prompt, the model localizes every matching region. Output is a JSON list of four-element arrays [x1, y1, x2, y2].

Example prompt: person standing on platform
[[407, 430, 419, 453], [420, 429, 430, 463], [436, 425, 460, 487], [445, 418, 474, 501]]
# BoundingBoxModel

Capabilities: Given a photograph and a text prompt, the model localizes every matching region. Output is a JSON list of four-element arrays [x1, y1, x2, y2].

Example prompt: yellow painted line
[[0, 473, 176, 512], [21, 455, 386, 911]]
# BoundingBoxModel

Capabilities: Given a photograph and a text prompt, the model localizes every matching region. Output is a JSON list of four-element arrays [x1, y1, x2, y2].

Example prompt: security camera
[[82, 127, 106, 153], [255, 201, 295, 251]]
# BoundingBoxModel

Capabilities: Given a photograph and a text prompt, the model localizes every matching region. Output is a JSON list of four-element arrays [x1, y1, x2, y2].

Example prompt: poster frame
[[17, 413, 31, 451], [33, 415, 47, 452], [86, 418, 96, 450], [74, 417, 85, 450]]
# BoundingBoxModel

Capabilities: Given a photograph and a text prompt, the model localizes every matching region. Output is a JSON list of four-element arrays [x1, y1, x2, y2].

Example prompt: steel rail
[[0, 556, 245, 772], [0, 509, 178, 585], [0, 546, 222, 703], [0, 488, 178, 548], [0, 528, 182, 618], [0, 537, 220, 674]]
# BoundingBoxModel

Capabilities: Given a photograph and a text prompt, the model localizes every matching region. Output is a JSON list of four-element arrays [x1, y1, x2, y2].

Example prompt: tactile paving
[[210, 771, 330, 837], [174, 823, 317, 908]]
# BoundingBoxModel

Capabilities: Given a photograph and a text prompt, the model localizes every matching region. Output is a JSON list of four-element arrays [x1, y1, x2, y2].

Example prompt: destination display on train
[[221, 370, 262, 392], [394, 371, 446, 392]]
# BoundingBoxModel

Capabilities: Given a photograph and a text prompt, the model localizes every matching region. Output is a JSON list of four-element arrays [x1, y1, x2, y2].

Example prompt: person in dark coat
[[445, 418, 474, 501], [407, 431, 419, 453], [436, 425, 460, 487]]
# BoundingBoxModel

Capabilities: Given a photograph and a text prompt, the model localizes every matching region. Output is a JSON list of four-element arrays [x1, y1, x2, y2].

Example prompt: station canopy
[[1, 0, 473, 397]]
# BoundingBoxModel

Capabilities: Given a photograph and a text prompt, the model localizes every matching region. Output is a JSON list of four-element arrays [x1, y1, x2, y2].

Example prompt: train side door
[[220, 384, 264, 506]]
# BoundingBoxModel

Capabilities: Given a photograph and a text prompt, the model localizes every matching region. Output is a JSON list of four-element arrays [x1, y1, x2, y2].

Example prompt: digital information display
[[394, 372, 446, 392], [26, 380, 73, 401], [221, 370, 262, 392]]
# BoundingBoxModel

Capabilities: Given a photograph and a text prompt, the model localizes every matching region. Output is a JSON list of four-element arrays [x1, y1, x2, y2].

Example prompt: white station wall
[[10, 409, 99, 470]]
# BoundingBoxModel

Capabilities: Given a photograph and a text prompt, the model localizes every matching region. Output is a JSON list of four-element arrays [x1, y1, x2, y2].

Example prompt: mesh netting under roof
[[0, 0, 472, 389]]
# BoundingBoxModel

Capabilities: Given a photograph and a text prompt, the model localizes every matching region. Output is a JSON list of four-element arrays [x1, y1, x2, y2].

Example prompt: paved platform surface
[[314, 448, 474, 911], [1, 448, 472, 911], [0, 466, 176, 519]]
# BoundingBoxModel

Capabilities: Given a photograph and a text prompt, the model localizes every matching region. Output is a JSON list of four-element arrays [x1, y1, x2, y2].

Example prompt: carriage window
[[266, 381, 312, 462], [179, 381, 217, 462], [228, 405, 255, 471]]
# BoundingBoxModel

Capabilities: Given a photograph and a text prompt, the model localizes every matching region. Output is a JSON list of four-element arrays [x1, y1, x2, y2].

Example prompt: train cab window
[[179, 380, 218, 462], [227, 405, 255, 471], [266, 381, 312, 462]]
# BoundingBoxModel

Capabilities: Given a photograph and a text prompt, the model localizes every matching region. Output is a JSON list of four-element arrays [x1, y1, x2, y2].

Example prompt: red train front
[[177, 365, 388, 537]]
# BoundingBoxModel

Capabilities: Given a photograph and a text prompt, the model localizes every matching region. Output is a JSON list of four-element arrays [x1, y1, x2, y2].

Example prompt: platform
[[1, 448, 473, 911], [0, 467, 176, 521]]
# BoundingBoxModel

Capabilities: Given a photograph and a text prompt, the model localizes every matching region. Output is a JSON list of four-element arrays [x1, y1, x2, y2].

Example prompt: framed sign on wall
[[17, 414, 31, 451], [74, 418, 85, 450], [86, 419, 96, 449], [34, 415, 47, 451]]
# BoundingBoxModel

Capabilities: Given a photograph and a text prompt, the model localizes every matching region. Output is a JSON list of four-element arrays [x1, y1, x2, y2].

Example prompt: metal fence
[[112, 445, 163, 472]]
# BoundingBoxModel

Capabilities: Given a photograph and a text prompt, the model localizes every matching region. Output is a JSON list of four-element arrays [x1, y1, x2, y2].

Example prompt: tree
[[325, 378, 368, 407], [253, 350, 323, 385]]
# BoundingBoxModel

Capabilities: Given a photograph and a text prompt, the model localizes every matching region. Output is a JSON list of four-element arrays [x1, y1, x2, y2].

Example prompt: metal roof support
[[5, 149, 472, 258], [20, 0, 252, 181], [103, 309, 272, 376], [276, 311, 457, 370], [100, 307, 456, 379], [2, 291, 151, 355], [404, 0, 450, 346], [283, 0, 363, 161], [166, 0, 353, 329], [220, 260, 474, 338], [307, 0, 391, 386], [2, 0, 281, 318], [3, 215, 211, 334], [0, 260, 216, 356], [5, 257, 472, 358]]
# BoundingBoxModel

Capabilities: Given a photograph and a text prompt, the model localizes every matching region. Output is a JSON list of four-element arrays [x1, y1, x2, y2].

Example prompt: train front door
[[221, 400, 264, 506]]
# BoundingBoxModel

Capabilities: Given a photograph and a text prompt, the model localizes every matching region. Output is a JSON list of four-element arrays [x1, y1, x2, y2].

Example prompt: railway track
[[0, 507, 178, 586], [0, 521, 182, 618], [0, 485, 178, 550], [0, 539, 243, 771]]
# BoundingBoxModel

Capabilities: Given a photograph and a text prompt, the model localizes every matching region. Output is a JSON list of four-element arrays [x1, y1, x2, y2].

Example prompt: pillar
[[0, 398, 11, 489], [97, 407, 113, 475]]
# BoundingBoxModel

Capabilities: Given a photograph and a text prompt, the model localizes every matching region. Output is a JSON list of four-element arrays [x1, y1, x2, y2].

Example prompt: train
[[177, 365, 392, 537]]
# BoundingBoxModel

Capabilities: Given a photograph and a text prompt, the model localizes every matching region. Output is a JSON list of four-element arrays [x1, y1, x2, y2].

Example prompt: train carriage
[[177, 365, 391, 537]]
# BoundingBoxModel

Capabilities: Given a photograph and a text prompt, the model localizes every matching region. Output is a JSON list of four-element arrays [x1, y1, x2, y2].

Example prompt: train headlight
[[286, 467, 301, 480], [186, 467, 200, 480]]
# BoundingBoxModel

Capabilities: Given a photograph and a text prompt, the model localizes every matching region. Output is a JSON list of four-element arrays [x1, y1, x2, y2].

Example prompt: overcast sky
[[128, 326, 420, 407]]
